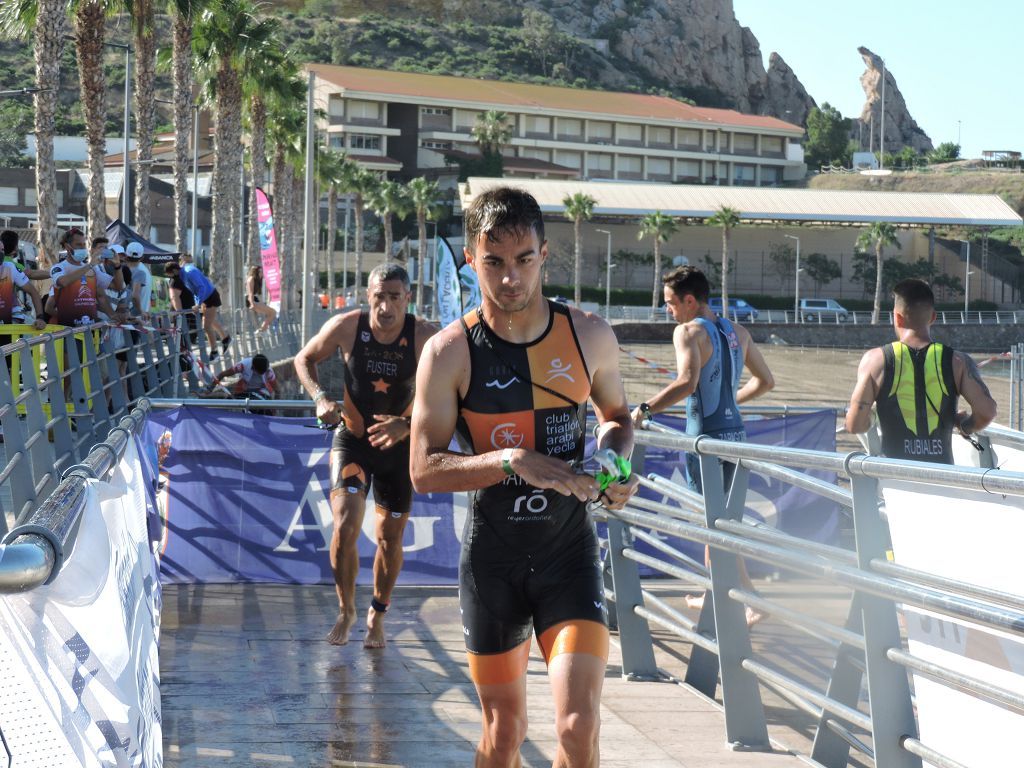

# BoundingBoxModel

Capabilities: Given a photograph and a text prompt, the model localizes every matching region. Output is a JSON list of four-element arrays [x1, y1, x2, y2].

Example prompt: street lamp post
[[784, 234, 800, 320], [964, 240, 972, 315], [191, 104, 199, 258], [595, 228, 613, 316]]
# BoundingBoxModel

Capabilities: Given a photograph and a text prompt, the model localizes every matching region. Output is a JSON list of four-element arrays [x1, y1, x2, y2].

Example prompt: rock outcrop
[[854, 46, 932, 154], [517, 0, 815, 124]]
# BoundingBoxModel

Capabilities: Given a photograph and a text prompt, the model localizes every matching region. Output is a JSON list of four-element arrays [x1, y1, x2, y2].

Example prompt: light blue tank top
[[685, 316, 745, 436]]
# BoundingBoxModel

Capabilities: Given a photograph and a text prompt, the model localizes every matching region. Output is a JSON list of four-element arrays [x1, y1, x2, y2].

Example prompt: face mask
[[72, 248, 89, 261]]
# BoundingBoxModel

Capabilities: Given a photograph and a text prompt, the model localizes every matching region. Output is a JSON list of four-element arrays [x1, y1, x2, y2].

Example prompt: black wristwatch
[[639, 402, 652, 414]]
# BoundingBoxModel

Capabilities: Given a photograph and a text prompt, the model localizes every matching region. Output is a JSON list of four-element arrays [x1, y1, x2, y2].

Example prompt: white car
[[799, 298, 849, 322]]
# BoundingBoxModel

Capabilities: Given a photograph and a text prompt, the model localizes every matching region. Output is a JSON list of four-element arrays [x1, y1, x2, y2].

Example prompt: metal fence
[[601, 419, 1024, 768], [0, 306, 305, 536], [598, 305, 1024, 326]]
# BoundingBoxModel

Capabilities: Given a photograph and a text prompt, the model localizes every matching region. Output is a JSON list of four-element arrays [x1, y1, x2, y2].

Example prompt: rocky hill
[[852, 46, 932, 154]]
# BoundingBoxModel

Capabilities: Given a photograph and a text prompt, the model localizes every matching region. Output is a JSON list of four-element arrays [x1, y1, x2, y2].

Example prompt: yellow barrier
[[1, 324, 100, 416]]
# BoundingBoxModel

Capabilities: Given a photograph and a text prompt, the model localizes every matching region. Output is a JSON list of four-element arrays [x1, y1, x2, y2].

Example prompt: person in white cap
[[125, 242, 152, 320]]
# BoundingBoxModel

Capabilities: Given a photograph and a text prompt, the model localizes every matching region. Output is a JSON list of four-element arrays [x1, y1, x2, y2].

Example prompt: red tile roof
[[307, 64, 803, 134]]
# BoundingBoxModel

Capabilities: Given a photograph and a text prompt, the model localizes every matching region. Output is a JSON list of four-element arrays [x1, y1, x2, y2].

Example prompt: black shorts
[[459, 518, 606, 655], [329, 427, 412, 515], [203, 289, 222, 309]]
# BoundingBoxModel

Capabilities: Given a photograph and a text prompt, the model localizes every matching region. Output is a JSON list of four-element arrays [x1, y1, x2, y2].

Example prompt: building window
[[524, 115, 551, 135], [647, 157, 671, 177], [761, 166, 782, 184], [617, 155, 641, 174], [762, 136, 783, 155], [454, 109, 479, 131], [420, 107, 451, 116], [329, 136, 344, 149], [587, 152, 613, 175], [346, 100, 380, 121], [616, 124, 642, 143], [677, 159, 701, 179], [421, 140, 452, 150], [328, 96, 344, 117], [648, 126, 672, 146], [557, 118, 582, 137], [588, 121, 613, 143], [0, 187, 17, 206], [554, 150, 582, 170], [734, 133, 756, 152], [734, 164, 756, 183], [678, 128, 701, 147], [350, 134, 381, 151], [520, 148, 551, 162]]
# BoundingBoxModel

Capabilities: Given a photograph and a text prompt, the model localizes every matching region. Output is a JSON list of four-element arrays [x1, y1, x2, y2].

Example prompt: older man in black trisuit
[[295, 264, 436, 649]]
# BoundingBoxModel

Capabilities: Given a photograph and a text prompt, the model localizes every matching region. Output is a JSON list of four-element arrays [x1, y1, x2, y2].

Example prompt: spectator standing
[[164, 257, 230, 361]]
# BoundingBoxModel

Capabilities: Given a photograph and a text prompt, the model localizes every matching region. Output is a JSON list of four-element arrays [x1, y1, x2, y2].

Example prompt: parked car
[[799, 298, 849, 322], [708, 297, 759, 322]]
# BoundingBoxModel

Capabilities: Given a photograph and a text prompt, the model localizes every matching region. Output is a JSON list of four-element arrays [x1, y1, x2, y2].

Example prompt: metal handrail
[[601, 419, 1024, 767], [0, 401, 150, 593]]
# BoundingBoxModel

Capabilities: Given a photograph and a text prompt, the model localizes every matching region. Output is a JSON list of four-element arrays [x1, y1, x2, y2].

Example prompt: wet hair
[[368, 263, 411, 291], [92, 236, 109, 248], [252, 354, 269, 374], [0, 230, 17, 255], [662, 265, 710, 303], [463, 187, 545, 253], [893, 278, 935, 324]]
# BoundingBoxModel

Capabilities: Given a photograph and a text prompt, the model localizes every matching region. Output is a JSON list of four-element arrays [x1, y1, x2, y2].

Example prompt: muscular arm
[[579, 311, 634, 457], [410, 326, 506, 493], [845, 348, 883, 434], [954, 352, 997, 434], [643, 322, 706, 413], [53, 263, 92, 288], [735, 324, 774, 404]]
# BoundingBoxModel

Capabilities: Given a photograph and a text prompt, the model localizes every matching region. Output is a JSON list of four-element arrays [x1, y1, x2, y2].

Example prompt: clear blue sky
[[732, 0, 1019, 158]]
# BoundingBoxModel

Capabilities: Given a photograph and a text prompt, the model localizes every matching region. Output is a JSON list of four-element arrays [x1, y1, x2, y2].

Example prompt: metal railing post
[[810, 592, 866, 767], [605, 518, 659, 680], [697, 454, 769, 750], [42, 336, 77, 467], [850, 473, 921, 768]]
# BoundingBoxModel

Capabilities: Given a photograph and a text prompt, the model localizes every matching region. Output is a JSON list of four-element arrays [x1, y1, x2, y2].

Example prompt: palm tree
[[0, 0, 65, 264], [707, 206, 741, 319], [856, 222, 901, 324], [563, 192, 596, 306], [337, 158, 379, 304], [244, 49, 301, 270], [131, 0, 156, 236], [266, 96, 304, 308], [406, 177, 439, 312], [167, 0, 207, 253], [315, 147, 346, 300], [371, 180, 411, 265], [471, 109, 513, 157], [192, 0, 275, 290], [638, 211, 679, 308], [72, 0, 111, 239]]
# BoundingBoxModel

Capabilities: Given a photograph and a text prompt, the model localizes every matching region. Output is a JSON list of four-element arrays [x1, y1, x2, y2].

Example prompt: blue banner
[[144, 407, 839, 585]]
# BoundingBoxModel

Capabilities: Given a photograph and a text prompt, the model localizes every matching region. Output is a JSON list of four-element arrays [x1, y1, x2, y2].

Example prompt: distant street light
[[962, 239, 972, 314], [595, 228, 613, 316], [784, 234, 801, 320], [0, 87, 52, 98]]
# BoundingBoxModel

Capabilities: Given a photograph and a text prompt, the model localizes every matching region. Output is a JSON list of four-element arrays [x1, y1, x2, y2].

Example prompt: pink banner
[[255, 188, 282, 310]]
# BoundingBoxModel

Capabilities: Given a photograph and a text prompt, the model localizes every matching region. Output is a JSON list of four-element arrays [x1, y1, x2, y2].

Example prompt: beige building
[[307, 64, 807, 190]]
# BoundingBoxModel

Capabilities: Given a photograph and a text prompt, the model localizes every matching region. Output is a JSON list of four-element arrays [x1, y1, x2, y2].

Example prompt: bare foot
[[364, 605, 386, 649], [745, 607, 768, 628], [685, 594, 705, 610], [327, 611, 356, 645]]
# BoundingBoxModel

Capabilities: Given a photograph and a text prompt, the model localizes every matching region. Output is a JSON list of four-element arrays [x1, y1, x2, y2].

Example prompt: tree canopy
[[805, 102, 852, 169]]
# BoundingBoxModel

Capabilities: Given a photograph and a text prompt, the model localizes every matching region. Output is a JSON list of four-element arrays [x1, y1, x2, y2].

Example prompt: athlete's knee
[[554, 707, 600, 757], [332, 501, 364, 545], [482, 709, 528, 758]]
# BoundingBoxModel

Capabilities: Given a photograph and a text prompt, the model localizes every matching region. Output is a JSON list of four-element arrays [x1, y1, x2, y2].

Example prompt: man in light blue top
[[631, 265, 774, 625], [165, 255, 230, 360]]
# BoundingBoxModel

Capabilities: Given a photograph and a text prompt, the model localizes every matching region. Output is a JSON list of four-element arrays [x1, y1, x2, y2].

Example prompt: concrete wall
[[541, 222, 1015, 305], [612, 321, 1020, 353]]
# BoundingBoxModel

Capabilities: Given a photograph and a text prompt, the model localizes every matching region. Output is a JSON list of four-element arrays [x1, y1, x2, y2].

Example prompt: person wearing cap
[[125, 242, 152, 319]]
